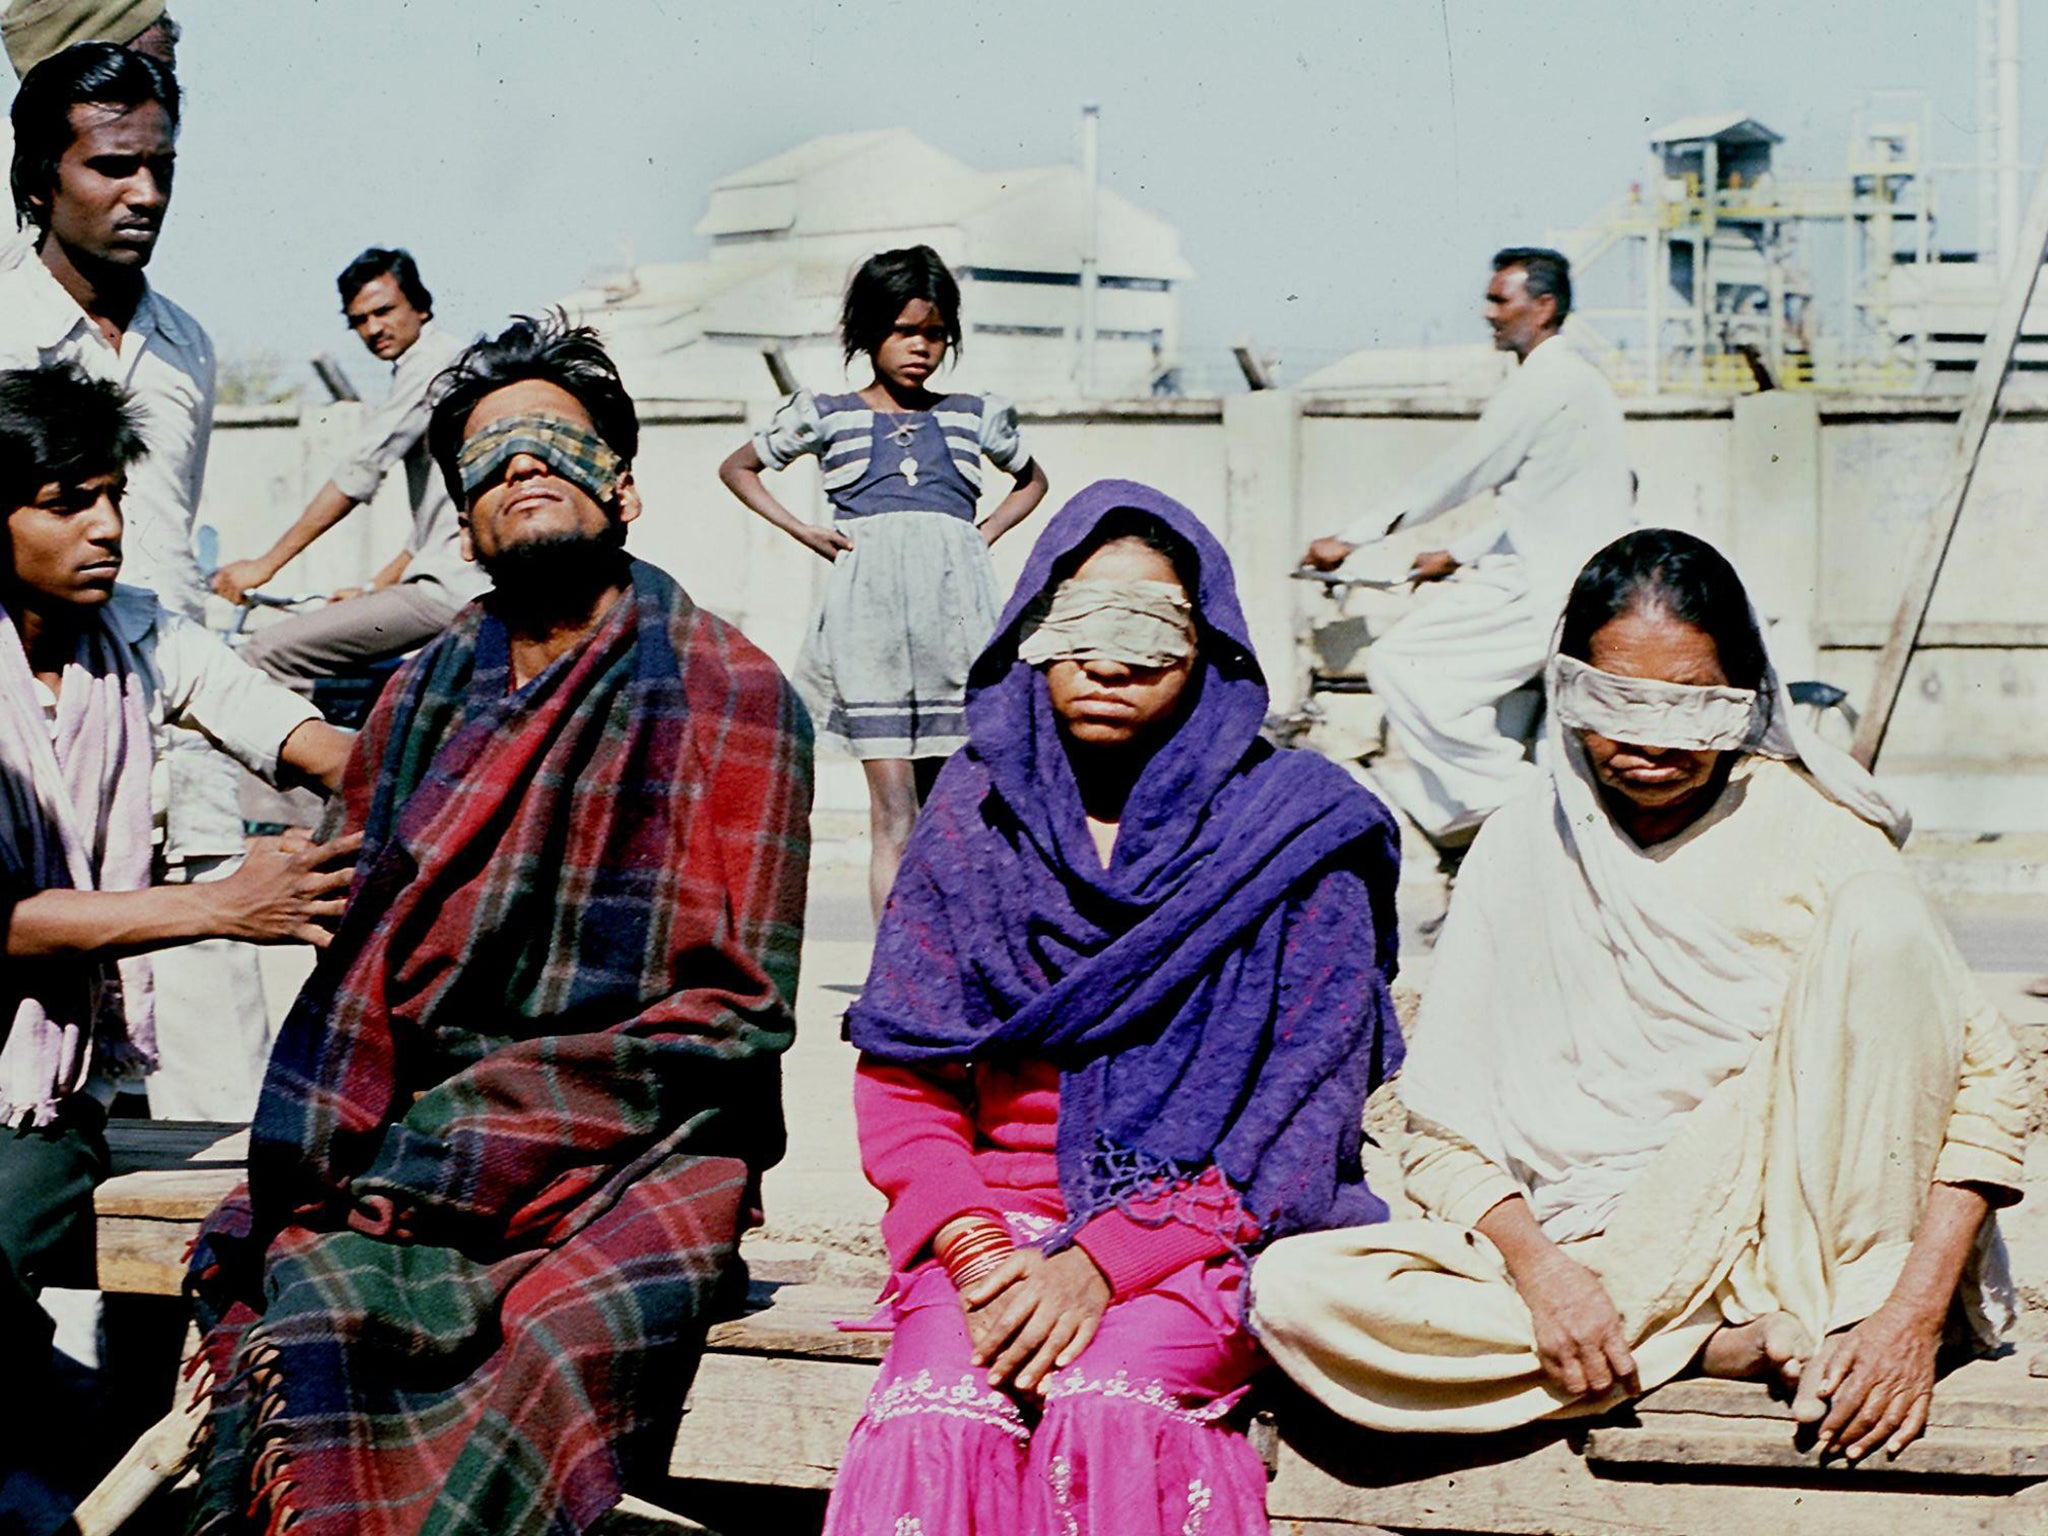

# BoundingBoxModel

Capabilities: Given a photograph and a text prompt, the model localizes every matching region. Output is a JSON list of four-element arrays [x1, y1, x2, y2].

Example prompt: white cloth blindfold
[[1017, 579, 1195, 668], [1547, 653, 1759, 751]]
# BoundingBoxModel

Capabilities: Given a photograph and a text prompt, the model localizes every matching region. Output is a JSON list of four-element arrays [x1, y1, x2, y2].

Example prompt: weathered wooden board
[[93, 1121, 247, 1293], [667, 1353, 876, 1490], [1623, 1356, 2048, 1436], [103, 1120, 247, 1175], [704, 1283, 890, 1363], [1585, 1419, 2048, 1479]]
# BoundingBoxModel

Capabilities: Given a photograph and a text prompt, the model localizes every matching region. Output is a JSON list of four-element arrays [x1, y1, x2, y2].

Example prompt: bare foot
[[1701, 1311, 1812, 1392]]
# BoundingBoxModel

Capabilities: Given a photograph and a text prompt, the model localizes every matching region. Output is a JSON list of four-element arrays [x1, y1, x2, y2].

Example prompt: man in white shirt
[[0, 0, 180, 274], [212, 249, 488, 684], [0, 361, 355, 1393], [1303, 248, 1635, 841], [0, 42, 275, 1118]]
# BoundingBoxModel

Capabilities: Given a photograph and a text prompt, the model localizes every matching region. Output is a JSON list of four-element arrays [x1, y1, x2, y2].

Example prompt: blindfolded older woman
[[1253, 528, 2027, 1465]]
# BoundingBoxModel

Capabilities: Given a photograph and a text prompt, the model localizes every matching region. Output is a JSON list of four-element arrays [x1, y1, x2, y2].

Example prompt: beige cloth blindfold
[[1017, 579, 1195, 668], [1548, 654, 1759, 751]]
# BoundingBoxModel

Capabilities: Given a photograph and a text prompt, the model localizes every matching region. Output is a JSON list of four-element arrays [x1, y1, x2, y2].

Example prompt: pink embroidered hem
[[821, 1246, 1269, 1535]]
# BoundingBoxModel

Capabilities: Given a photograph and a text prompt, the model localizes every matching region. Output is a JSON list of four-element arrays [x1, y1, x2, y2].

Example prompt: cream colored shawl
[[1399, 588, 1909, 1241]]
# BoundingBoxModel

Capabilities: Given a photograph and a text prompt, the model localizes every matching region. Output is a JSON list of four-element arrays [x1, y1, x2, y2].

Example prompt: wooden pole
[[1233, 341, 1276, 391], [1851, 143, 2048, 768], [69, 1325, 209, 1536]]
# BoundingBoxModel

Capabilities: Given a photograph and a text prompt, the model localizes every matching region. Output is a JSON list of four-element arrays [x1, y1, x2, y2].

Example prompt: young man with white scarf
[[0, 362, 355, 1387], [1252, 529, 2026, 1465]]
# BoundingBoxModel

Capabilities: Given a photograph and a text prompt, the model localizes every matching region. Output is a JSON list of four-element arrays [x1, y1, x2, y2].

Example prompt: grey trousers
[[244, 581, 463, 684]]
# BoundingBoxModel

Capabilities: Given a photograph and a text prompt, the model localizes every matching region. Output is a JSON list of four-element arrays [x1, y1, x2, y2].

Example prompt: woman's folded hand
[[960, 1246, 1112, 1395]]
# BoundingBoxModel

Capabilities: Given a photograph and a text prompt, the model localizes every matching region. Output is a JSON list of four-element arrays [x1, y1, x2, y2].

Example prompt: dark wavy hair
[[839, 245, 962, 367], [10, 42, 179, 233], [0, 362, 148, 513], [337, 246, 433, 317], [427, 310, 638, 506], [1559, 528, 1772, 724]]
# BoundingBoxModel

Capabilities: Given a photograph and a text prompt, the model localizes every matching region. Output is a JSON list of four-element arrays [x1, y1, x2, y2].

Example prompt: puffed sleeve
[[977, 393, 1032, 474], [751, 389, 827, 470]]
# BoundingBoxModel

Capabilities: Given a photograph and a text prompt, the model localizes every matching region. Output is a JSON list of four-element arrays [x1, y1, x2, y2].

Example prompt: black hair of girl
[[1560, 528, 1774, 723], [839, 245, 963, 367]]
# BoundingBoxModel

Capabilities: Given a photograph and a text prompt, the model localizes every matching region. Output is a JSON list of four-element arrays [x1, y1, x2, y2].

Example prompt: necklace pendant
[[899, 454, 920, 487]]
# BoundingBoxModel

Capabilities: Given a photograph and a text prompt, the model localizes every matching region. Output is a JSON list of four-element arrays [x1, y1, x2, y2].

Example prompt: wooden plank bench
[[679, 1282, 2048, 1534], [90, 1125, 2048, 1535]]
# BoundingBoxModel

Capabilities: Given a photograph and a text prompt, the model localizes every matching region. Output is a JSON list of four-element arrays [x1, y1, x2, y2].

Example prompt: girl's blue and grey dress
[[754, 389, 1031, 760]]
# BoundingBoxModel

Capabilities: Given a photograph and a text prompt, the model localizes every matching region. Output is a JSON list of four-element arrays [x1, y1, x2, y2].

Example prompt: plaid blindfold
[[457, 414, 625, 506]]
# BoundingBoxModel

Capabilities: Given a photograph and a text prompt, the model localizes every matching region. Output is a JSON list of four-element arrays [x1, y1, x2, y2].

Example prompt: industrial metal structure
[[1538, 1, 2040, 395]]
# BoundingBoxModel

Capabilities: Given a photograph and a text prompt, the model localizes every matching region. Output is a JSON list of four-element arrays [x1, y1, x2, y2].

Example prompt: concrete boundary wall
[[200, 390, 2048, 824]]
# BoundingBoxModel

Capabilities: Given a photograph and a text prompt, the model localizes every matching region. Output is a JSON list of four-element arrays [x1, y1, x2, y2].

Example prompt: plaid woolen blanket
[[184, 558, 811, 1536]]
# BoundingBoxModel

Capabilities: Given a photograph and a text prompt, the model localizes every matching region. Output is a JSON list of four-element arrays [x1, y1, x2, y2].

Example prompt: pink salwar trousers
[[822, 1242, 1271, 1536]]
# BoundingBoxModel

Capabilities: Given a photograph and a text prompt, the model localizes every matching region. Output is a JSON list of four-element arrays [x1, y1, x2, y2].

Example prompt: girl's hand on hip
[[798, 525, 854, 562]]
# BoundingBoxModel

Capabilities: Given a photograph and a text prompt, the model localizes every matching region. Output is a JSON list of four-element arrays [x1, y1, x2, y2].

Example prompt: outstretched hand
[[958, 1246, 1111, 1395], [1410, 549, 1460, 585], [212, 829, 363, 947], [210, 558, 275, 605]]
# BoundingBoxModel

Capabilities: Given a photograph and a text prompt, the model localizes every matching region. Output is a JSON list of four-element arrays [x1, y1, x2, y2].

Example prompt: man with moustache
[[212, 248, 488, 683], [186, 314, 814, 1536]]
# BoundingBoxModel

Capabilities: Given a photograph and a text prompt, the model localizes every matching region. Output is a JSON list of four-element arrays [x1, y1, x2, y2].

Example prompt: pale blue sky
[[8, 0, 2036, 392]]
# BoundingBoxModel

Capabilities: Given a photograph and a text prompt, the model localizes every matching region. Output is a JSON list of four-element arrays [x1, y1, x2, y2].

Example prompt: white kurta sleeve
[[153, 610, 322, 782], [1398, 1106, 1524, 1229], [1934, 998, 2029, 1202], [1339, 371, 1554, 546], [330, 354, 437, 507], [1447, 519, 1510, 567]]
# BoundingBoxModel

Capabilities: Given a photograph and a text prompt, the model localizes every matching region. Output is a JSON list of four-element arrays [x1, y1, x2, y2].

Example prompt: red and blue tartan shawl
[[186, 558, 812, 1536]]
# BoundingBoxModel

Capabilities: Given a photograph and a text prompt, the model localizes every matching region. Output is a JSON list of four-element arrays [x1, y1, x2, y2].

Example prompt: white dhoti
[[1363, 552, 1554, 839], [145, 709, 282, 1121], [1249, 865, 2020, 1433], [146, 835, 272, 1123]]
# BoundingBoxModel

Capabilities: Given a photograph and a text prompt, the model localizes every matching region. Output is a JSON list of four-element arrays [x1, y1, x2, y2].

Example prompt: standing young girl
[[720, 245, 1049, 917]]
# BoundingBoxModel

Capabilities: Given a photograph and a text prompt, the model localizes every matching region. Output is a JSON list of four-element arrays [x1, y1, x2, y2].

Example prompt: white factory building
[[561, 128, 1194, 403]]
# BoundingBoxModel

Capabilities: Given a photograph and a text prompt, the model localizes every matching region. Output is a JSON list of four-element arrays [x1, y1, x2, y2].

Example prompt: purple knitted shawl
[[848, 480, 1403, 1246]]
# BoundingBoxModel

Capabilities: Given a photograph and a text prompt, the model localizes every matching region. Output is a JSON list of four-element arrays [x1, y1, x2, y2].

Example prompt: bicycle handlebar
[[1290, 566, 1417, 590]]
